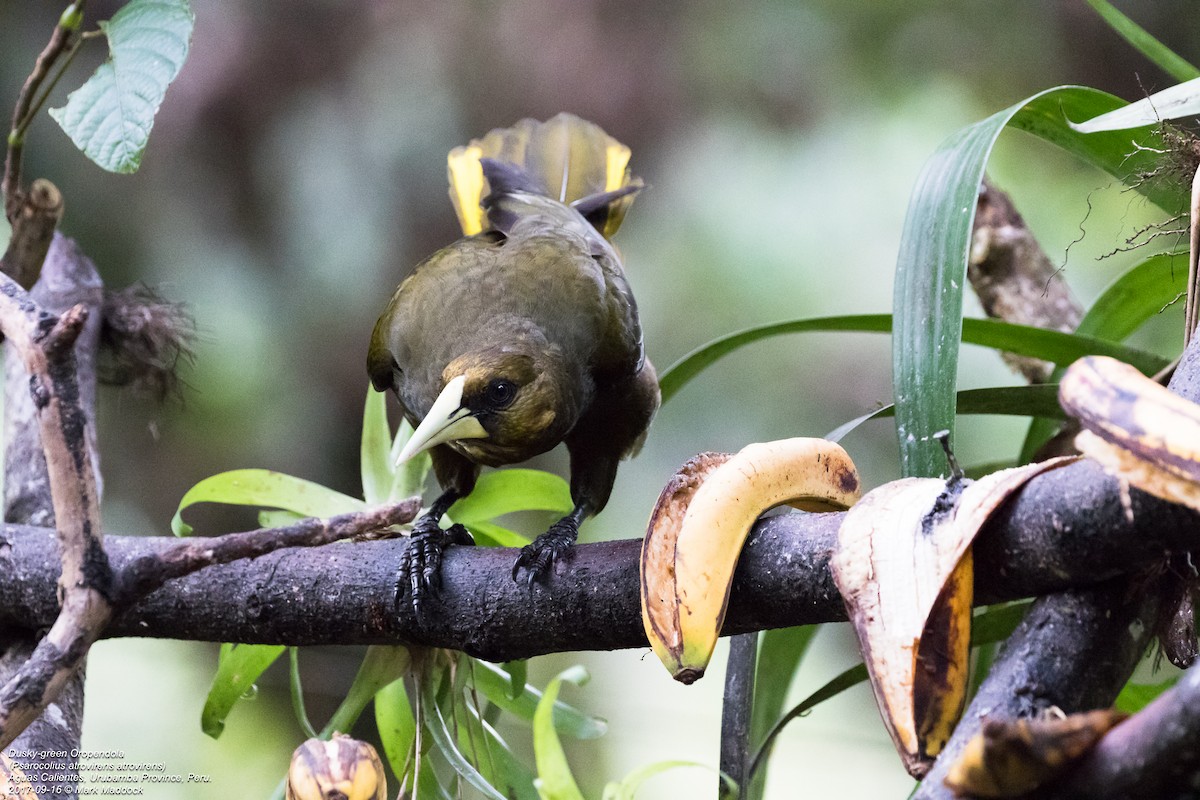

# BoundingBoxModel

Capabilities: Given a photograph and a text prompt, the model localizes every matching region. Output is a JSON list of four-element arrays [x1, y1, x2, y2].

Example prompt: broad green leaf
[[172, 468, 363, 535], [603, 761, 735, 800], [321, 646, 410, 737], [201, 644, 284, 738], [49, 0, 194, 173], [746, 626, 817, 800], [375, 678, 417, 787], [362, 387, 393, 505], [473, 660, 606, 739], [1085, 0, 1200, 83], [449, 469, 573, 525], [256, 509, 304, 528], [660, 313, 1167, 407], [390, 418, 432, 501], [421, 674, 509, 800], [1115, 676, 1179, 713], [532, 666, 588, 800], [827, 384, 1066, 443], [894, 85, 1179, 478], [465, 520, 531, 548], [1020, 251, 1186, 463], [1073, 76, 1200, 133]]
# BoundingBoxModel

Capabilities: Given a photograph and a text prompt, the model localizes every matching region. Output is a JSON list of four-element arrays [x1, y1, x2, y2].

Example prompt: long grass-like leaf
[[745, 626, 817, 800], [894, 85, 1180, 478], [827, 384, 1065, 443], [659, 313, 1167, 406], [1085, 0, 1200, 83]]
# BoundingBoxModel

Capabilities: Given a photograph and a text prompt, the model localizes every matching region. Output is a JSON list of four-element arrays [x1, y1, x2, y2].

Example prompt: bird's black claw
[[395, 520, 473, 614], [512, 520, 578, 584]]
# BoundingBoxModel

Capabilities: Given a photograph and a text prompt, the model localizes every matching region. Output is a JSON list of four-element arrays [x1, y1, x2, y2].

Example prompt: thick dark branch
[[0, 459, 1190, 661], [911, 581, 1159, 800], [1051, 661, 1200, 797]]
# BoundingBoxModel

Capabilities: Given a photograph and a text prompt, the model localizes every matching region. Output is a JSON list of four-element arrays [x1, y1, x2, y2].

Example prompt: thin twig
[[3, 2, 86, 219], [116, 499, 420, 604]]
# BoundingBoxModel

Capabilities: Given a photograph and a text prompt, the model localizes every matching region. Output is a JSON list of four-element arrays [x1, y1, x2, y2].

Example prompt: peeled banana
[[640, 438, 861, 682]]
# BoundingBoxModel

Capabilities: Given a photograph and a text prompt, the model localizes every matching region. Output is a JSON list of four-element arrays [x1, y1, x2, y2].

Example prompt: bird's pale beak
[[395, 374, 488, 465]]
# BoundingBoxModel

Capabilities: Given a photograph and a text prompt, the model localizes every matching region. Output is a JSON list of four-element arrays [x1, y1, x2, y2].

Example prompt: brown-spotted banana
[[285, 734, 386, 800], [1060, 355, 1200, 510], [640, 438, 861, 683]]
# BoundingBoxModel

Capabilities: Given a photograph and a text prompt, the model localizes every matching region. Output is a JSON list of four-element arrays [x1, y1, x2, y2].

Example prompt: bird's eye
[[485, 379, 517, 409]]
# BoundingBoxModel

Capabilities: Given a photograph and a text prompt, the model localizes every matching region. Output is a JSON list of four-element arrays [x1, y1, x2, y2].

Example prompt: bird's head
[[395, 342, 585, 467]]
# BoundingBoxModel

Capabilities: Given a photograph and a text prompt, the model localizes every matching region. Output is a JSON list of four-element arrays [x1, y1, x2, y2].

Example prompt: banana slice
[[641, 438, 861, 683]]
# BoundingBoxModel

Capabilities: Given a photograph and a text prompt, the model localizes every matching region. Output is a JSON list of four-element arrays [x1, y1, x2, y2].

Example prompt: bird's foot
[[396, 518, 473, 614], [512, 517, 579, 585]]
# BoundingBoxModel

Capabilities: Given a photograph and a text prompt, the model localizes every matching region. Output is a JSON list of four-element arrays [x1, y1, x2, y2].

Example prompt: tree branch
[[0, 458, 1189, 662]]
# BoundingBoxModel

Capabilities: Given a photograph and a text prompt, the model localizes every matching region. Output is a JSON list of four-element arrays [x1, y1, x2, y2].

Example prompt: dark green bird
[[367, 114, 658, 609]]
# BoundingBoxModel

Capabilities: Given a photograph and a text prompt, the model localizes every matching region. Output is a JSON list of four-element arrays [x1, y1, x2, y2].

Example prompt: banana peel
[[832, 457, 1076, 777], [640, 438, 861, 683], [285, 733, 387, 800], [943, 708, 1126, 798], [1060, 355, 1200, 511]]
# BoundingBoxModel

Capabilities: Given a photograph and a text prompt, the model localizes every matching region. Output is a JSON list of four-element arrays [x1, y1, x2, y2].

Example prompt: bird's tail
[[447, 113, 641, 240]]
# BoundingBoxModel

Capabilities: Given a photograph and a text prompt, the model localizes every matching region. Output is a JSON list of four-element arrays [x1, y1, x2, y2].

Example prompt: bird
[[367, 113, 659, 610]]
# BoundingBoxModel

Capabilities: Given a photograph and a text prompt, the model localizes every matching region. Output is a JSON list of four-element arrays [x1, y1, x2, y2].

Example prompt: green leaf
[[449, 469, 573, 525], [532, 666, 589, 800], [749, 663, 868, 782], [503, 660, 528, 700], [1115, 676, 1179, 713], [603, 761, 736, 800], [200, 644, 284, 739], [464, 520, 531, 548], [659, 315, 890, 404], [463, 703, 540, 800], [1084, 0, 1200, 82], [422, 673, 510, 800], [375, 678, 417, 787], [1020, 251, 1186, 463], [391, 417, 432, 501], [362, 387, 393, 505], [288, 648, 317, 739], [746, 626, 817, 800], [971, 601, 1032, 646], [472, 660, 606, 739], [1072, 75, 1200, 133], [321, 646, 410, 737], [660, 313, 1168, 409], [49, 0, 194, 173], [827, 384, 1066, 443], [894, 85, 1180, 478], [172, 468, 364, 535]]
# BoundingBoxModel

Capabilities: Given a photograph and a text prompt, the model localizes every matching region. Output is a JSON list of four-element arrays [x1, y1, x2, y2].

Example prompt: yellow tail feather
[[446, 113, 637, 239]]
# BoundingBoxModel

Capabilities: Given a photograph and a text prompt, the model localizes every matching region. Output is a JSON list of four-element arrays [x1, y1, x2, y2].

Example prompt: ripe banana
[[640, 438, 861, 683], [285, 734, 386, 800]]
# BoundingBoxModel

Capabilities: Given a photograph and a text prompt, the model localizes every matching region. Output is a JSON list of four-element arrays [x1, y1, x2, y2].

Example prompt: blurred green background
[[1, 0, 1196, 796]]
